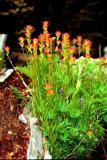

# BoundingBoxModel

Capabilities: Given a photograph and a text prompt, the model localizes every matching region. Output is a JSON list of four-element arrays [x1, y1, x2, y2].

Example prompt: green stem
[[99, 44, 101, 58]]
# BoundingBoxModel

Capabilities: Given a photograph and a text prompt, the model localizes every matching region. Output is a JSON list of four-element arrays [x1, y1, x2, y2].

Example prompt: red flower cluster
[[82, 39, 92, 54], [42, 21, 49, 33], [43, 21, 49, 29], [62, 33, 70, 47], [55, 31, 61, 38], [25, 25, 34, 33]]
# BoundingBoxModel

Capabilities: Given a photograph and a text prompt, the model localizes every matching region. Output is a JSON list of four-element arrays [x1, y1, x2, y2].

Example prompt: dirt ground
[[0, 72, 30, 159]]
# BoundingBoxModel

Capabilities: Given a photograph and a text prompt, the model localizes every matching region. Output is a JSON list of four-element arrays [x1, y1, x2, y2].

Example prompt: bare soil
[[0, 71, 30, 159]]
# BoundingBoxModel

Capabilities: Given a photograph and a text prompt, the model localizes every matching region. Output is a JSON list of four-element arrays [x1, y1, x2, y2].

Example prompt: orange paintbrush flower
[[83, 39, 92, 48], [45, 82, 53, 90], [33, 38, 38, 45], [43, 21, 49, 28], [4, 46, 10, 52], [85, 54, 91, 58], [55, 31, 61, 37], [42, 21, 49, 33], [4, 46, 10, 55], [18, 36, 25, 47], [25, 25, 34, 33], [100, 56, 107, 61], [38, 33, 45, 43], [47, 90, 54, 95], [72, 38, 77, 44], [82, 39, 92, 54], [77, 35, 82, 42], [62, 33, 70, 40]]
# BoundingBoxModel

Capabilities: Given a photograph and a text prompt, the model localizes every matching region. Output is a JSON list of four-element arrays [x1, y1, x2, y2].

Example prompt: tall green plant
[[6, 21, 107, 159]]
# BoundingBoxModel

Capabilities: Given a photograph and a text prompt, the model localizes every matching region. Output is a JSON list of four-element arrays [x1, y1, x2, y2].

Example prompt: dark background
[[0, 0, 107, 57]]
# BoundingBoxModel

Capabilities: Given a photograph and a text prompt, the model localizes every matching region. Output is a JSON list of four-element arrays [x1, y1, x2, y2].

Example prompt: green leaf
[[47, 108, 56, 119], [62, 75, 70, 84], [57, 101, 68, 113], [70, 108, 81, 118], [102, 106, 107, 112], [102, 114, 107, 122], [54, 71, 62, 80], [16, 65, 32, 78], [88, 63, 96, 70]]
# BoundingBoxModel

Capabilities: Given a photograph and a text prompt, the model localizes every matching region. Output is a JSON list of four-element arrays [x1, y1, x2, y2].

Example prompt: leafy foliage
[[8, 22, 107, 159], [29, 56, 107, 159], [9, 85, 25, 101]]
